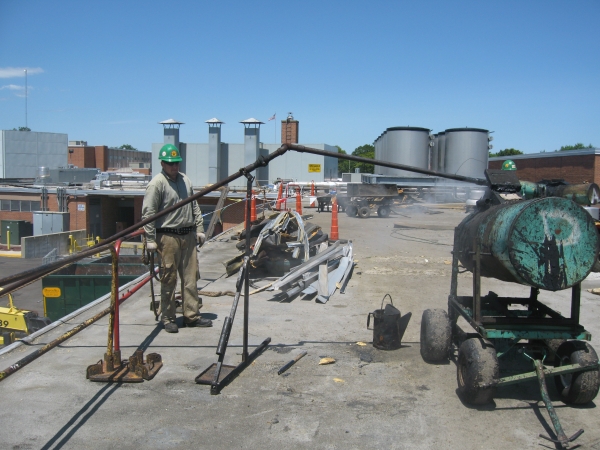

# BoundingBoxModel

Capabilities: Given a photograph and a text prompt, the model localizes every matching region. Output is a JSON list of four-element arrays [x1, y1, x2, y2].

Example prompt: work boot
[[184, 317, 213, 328], [164, 322, 178, 333]]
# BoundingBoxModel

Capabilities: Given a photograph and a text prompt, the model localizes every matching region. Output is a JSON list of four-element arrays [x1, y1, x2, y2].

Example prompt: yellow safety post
[[6, 230, 10, 251], [68, 234, 73, 255]]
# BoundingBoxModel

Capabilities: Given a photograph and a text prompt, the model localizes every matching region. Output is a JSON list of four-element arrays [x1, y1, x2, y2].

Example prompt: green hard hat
[[158, 144, 182, 162], [502, 159, 517, 170]]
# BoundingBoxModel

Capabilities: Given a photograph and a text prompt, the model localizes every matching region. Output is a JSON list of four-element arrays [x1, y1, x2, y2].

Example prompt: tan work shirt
[[142, 170, 203, 244]]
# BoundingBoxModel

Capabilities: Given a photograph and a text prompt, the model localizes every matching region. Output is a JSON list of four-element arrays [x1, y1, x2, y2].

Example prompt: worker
[[142, 144, 212, 333]]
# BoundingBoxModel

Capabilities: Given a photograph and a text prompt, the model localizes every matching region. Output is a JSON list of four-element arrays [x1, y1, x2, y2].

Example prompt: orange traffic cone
[[295, 188, 303, 215], [310, 181, 315, 196], [251, 190, 257, 222], [330, 196, 339, 240], [276, 182, 283, 210]]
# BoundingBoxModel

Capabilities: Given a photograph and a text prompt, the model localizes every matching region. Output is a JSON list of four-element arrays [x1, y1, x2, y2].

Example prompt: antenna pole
[[24, 69, 28, 129]]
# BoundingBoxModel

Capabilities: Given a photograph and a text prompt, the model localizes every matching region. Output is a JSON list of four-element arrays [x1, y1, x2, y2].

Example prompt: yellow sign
[[308, 164, 321, 173], [42, 287, 62, 298]]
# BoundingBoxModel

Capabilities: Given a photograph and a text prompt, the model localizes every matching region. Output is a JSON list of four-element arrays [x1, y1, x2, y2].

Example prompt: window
[[10, 200, 20, 211], [21, 201, 31, 212], [1, 200, 9, 211], [31, 201, 41, 211]]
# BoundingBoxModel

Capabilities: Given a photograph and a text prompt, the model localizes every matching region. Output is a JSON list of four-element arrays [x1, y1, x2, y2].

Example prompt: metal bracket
[[86, 349, 162, 382], [240, 169, 255, 182]]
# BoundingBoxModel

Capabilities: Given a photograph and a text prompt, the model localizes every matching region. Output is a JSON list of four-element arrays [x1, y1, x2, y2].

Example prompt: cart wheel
[[554, 340, 600, 404], [420, 309, 451, 363], [357, 206, 370, 218], [346, 205, 357, 217], [457, 338, 499, 405], [377, 206, 390, 218]]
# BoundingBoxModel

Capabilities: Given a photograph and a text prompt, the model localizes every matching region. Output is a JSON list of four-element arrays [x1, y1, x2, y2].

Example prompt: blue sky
[[1, 1, 599, 155]]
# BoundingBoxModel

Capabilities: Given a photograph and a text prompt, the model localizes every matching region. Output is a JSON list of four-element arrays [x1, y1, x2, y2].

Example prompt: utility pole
[[24, 69, 27, 129]]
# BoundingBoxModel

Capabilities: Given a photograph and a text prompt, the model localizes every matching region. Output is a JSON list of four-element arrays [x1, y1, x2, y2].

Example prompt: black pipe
[[286, 144, 488, 186]]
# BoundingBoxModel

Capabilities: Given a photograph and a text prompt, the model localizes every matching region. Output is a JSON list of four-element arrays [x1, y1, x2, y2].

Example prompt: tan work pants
[[157, 232, 199, 324]]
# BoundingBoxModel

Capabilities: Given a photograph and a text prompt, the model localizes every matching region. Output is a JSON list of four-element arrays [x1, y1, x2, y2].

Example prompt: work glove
[[197, 232, 206, 246], [147, 241, 157, 251]]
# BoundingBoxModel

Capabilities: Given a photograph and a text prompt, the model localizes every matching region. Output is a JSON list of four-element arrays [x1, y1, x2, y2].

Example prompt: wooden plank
[[205, 186, 229, 239]]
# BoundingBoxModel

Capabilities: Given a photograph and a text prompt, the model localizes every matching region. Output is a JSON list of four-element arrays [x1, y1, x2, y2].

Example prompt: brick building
[[67, 141, 151, 173], [488, 148, 600, 185]]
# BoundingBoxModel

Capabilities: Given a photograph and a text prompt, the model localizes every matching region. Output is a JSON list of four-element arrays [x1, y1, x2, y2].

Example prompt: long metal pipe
[[0, 144, 486, 296], [0, 271, 153, 382], [286, 144, 488, 186]]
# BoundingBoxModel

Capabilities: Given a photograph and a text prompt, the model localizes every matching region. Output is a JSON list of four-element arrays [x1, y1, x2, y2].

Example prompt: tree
[[12, 127, 31, 131], [490, 148, 523, 157], [119, 144, 137, 151], [352, 144, 375, 174], [337, 146, 352, 176], [558, 143, 593, 151]]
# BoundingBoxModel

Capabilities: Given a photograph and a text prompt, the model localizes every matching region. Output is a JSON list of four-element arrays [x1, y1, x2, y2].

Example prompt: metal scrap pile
[[225, 211, 354, 303]]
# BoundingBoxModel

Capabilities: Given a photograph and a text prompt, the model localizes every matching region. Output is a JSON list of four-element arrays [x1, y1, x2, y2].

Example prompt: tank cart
[[420, 170, 600, 449]]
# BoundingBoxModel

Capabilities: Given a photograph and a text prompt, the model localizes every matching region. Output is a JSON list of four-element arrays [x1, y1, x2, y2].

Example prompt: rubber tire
[[346, 205, 357, 217], [554, 340, 600, 404], [457, 338, 499, 405], [357, 206, 370, 218], [420, 309, 452, 363], [377, 206, 390, 218]]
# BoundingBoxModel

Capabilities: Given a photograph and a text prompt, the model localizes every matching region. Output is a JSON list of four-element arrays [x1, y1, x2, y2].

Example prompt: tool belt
[[156, 226, 195, 235]]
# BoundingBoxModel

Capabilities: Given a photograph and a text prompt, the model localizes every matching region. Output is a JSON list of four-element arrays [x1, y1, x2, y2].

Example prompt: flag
[[268, 113, 276, 121]]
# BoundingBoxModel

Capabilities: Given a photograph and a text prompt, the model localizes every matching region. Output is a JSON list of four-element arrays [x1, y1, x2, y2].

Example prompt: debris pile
[[224, 211, 354, 302]]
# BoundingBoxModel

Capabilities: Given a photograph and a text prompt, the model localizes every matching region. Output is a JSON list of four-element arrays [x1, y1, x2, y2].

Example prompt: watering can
[[367, 294, 411, 350]]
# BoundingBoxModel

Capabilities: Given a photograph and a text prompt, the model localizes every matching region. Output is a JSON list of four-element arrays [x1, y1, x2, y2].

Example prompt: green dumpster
[[41, 255, 148, 322]]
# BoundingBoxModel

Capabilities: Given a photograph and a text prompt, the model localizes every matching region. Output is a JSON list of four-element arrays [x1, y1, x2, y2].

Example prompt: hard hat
[[502, 159, 517, 170], [158, 144, 182, 162]]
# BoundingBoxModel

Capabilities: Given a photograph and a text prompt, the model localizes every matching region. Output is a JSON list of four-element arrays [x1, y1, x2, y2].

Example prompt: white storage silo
[[444, 128, 489, 179], [383, 127, 431, 178]]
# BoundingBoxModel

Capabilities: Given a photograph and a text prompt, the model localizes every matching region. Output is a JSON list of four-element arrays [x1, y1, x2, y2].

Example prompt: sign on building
[[308, 164, 321, 173]]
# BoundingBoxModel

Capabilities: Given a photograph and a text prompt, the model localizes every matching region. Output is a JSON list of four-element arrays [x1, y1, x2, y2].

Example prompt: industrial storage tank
[[374, 132, 383, 174], [382, 126, 431, 178], [444, 128, 489, 179], [431, 134, 439, 171], [374, 130, 390, 175], [436, 132, 446, 173]]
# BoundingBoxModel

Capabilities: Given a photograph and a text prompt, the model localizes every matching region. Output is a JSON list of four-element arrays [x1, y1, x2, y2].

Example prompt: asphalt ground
[[0, 203, 599, 449]]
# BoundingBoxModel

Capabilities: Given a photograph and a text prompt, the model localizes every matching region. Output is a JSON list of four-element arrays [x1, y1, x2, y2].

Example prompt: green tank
[[455, 197, 599, 291]]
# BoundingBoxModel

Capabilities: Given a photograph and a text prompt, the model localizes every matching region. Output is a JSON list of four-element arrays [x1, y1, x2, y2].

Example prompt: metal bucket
[[367, 294, 411, 350]]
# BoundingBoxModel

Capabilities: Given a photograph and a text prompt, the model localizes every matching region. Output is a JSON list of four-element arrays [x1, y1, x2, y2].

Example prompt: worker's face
[[161, 160, 180, 180]]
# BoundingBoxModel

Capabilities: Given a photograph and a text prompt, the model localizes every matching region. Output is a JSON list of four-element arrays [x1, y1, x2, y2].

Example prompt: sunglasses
[[163, 161, 180, 166]]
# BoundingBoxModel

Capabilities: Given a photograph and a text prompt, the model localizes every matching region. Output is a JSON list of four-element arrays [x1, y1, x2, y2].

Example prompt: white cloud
[[0, 84, 24, 91], [0, 67, 44, 78]]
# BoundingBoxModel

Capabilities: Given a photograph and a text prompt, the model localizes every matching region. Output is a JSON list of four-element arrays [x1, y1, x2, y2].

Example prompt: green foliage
[[489, 148, 523, 157], [336, 144, 375, 176], [12, 127, 31, 131], [337, 146, 351, 175], [352, 144, 375, 174], [119, 144, 137, 151], [558, 143, 593, 151]]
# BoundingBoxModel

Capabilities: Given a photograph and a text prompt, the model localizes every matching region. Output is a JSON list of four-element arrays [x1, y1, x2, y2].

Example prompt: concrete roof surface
[[1, 205, 599, 449]]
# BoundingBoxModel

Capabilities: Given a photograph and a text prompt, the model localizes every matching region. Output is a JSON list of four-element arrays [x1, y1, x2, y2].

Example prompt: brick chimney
[[281, 112, 299, 144]]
